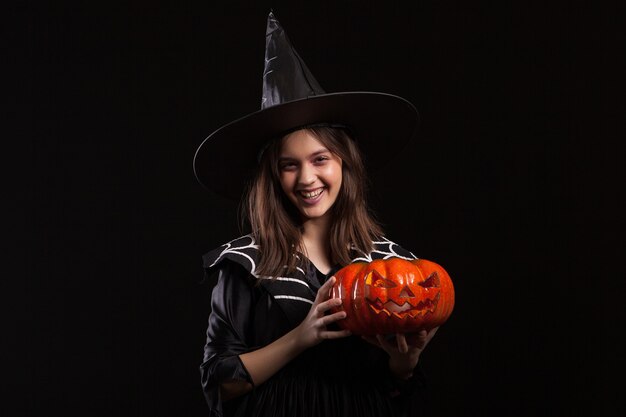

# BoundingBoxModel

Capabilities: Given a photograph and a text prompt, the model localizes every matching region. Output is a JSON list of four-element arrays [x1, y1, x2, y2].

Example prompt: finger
[[318, 310, 347, 326], [316, 297, 342, 314], [321, 275, 336, 291], [396, 333, 409, 354], [319, 329, 352, 340], [314, 276, 336, 304], [418, 327, 439, 348], [427, 327, 439, 340], [410, 330, 428, 348]]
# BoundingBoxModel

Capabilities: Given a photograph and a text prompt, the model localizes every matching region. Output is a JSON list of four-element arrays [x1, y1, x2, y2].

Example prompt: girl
[[195, 12, 439, 417]]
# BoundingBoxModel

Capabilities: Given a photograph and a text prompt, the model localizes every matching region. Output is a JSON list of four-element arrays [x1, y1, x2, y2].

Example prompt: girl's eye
[[314, 156, 329, 163], [279, 162, 297, 171]]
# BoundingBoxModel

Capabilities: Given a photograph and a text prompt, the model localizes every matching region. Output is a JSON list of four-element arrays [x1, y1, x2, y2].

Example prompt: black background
[[8, 1, 624, 416]]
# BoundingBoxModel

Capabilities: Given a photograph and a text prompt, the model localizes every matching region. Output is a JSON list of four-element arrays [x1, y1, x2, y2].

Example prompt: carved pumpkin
[[330, 258, 455, 335]]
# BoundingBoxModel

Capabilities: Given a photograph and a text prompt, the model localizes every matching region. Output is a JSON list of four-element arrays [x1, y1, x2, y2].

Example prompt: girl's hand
[[239, 276, 349, 388], [362, 327, 439, 379], [294, 276, 351, 350]]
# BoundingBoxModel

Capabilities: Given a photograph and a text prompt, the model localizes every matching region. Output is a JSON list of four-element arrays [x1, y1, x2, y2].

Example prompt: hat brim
[[193, 91, 419, 200]]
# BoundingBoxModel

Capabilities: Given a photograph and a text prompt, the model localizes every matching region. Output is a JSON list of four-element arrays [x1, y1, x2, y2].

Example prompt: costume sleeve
[[199, 260, 256, 417], [388, 364, 429, 417], [363, 339, 428, 417]]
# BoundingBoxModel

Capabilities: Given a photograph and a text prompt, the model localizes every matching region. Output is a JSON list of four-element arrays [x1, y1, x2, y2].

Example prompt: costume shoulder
[[202, 234, 261, 277], [202, 234, 417, 278], [351, 237, 418, 263], [202, 235, 316, 327]]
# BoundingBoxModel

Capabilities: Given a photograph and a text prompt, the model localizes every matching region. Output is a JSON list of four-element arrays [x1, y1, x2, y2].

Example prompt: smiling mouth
[[299, 188, 324, 199]]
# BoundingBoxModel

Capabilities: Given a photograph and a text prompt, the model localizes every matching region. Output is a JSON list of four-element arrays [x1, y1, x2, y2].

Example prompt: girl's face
[[278, 129, 343, 222]]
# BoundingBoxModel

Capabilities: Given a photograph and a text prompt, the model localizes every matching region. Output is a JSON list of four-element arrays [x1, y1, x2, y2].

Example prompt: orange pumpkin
[[330, 258, 455, 335]]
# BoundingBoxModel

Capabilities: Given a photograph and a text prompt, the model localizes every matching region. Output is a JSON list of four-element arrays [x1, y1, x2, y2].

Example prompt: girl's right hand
[[294, 276, 351, 350]]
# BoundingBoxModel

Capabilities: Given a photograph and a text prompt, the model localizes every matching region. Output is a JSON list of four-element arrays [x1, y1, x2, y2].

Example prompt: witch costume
[[195, 12, 427, 417], [200, 235, 428, 417]]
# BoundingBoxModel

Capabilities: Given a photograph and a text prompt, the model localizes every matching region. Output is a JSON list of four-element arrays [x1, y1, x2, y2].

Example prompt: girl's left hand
[[362, 327, 439, 379]]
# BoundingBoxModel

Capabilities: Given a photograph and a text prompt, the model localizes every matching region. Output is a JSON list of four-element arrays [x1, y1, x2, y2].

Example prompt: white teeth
[[300, 189, 323, 199]]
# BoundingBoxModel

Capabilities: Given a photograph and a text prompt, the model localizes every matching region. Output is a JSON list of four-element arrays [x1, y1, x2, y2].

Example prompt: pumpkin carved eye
[[419, 272, 440, 288], [364, 270, 397, 288]]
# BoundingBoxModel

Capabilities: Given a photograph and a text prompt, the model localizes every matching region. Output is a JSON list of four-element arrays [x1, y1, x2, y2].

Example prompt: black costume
[[194, 11, 428, 417], [200, 235, 429, 417]]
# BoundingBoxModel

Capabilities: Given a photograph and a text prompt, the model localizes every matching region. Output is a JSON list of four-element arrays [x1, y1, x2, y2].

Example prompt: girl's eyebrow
[[278, 148, 330, 161]]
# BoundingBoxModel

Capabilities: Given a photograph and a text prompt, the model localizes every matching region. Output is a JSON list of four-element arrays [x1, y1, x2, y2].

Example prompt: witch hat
[[193, 11, 419, 200]]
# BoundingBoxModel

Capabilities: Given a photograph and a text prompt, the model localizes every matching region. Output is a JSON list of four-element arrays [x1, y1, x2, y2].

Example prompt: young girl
[[195, 12, 439, 417]]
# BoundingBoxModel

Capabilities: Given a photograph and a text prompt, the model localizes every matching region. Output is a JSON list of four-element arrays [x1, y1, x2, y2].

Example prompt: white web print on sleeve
[[208, 234, 260, 276]]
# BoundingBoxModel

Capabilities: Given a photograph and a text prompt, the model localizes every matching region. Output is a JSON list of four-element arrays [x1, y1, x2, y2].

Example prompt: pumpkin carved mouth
[[366, 292, 440, 318], [364, 271, 442, 318]]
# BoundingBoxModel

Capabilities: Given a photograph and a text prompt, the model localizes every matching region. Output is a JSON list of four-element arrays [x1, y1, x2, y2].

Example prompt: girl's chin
[[300, 206, 332, 221]]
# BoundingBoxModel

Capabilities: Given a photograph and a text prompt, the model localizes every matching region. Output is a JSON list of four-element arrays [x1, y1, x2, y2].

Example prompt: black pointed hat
[[193, 12, 419, 200]]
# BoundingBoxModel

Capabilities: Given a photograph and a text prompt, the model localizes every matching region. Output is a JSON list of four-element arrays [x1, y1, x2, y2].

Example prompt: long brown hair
[[242, 126, 384, 277]]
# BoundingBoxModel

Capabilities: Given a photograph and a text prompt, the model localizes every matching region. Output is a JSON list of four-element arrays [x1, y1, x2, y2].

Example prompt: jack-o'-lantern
[[330, 258, 455, 335]]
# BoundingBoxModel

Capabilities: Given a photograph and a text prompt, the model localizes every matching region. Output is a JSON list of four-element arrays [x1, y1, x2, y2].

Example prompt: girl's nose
[[297, 163, 316, 185]]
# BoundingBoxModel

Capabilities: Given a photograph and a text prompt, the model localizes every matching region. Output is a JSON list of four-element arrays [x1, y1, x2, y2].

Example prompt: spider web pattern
[[204, 235, 418, 307], [351, 237, 418, 263]]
